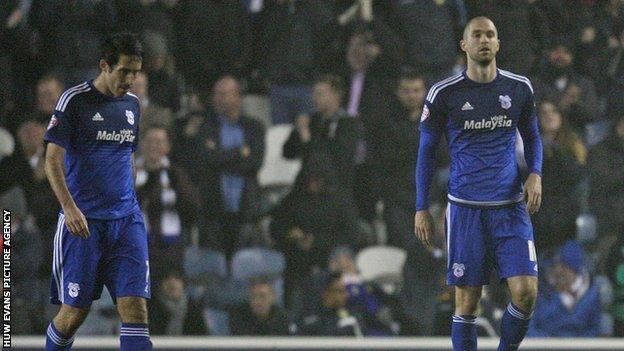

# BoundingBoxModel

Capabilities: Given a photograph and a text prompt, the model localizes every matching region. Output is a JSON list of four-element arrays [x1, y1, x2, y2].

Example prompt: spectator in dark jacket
[[135, 125, 201, 286], [298, 271, 365, 336], [189, 76, 265, 260], [533, 42, 600, 131], [149, 270, 207, 335], [533, 101, 586, 250], [528, 240, 601, 337], [589, 115, 624, 240], [229, 277, 291, 336], [283, 74, 361, 194], [605, 232, 624, 336]]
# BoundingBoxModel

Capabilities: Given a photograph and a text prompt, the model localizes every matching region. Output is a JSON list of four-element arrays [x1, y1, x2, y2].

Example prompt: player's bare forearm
[[45, 142, 90, 237], [524, 173, 542, 215], [132, 154, 137, 184]]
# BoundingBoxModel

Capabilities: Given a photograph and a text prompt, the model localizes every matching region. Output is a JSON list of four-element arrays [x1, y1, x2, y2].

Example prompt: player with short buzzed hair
[[414, 17, 543, 351], [44, 33, 152, 351]]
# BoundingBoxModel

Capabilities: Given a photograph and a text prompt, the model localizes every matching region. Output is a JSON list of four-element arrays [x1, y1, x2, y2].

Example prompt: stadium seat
[[183, 247, 228, 300], [257, 124, 302, 189], [584, 120, 612, 147], [576, 213, 597, 244], [231, 247, 286, 304], [355, 245, 407, 294]]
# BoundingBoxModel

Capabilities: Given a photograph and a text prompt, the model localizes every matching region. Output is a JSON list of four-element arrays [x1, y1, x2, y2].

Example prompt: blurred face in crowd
[[142, 128, 171, 166], [461, 17, 500, 66], [322, 278, 348, 310], [131, 72, 149, 102], [36, 78, 64, 114], [313, 82, 342, 117], [548, 45, 573, 69], [396, 78, 426, 111], [539, 101, 563, 134], [547, 263, 577, 292], [347, 34, 369, 71], [160, 274, 185, 301], [99, 54, 142, 97], [17, 121, 45, 156], [212, 76, 243, 122], [250, 282, 275, 319], [329, 251, 357, 275]]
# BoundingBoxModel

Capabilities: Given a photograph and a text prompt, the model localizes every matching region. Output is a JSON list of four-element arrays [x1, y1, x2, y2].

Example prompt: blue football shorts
[[445, 202, 538, 286], [50, 211, 151, 308]]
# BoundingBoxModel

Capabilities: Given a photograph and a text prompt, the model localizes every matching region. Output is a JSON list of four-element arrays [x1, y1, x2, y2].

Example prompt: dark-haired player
[[44, 33, 152, 351]]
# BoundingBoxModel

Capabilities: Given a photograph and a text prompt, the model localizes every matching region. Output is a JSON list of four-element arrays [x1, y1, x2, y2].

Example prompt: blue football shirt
[[418, 69, 542, 208], [44, 80, 141, 219]]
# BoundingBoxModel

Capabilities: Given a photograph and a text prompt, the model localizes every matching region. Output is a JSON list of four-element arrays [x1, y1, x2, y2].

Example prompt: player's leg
[[46, 214, 103, 350], [453, 285, 482, 351], [105, 212, 153, 351], [446, 203, 489, 351], [46, 304, 89, 351], [489, 204, 538, 351]]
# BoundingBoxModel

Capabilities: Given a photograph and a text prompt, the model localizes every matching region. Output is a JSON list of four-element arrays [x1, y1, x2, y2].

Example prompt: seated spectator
[[532, 101, 586, 250], [271, 154, 361, 314], [229, 277, 291, 336], [298, 272, 364, 336], [533, 42, 600, 132], [30, 74, 64, 125], [589, 114, 624, 240], [283, 74, 361, 195], [528, 240, 601, 337], [135, 125, 201, 285], [149, 270, 207, 335]]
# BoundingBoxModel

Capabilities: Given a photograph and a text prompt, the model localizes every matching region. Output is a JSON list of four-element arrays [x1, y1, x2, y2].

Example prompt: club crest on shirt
[[421, 105, 430, 122], [126, 110, 135, 125], [499, 95, 512, 110], [47, 115, 59, 130], [452, 263, 465, 278]]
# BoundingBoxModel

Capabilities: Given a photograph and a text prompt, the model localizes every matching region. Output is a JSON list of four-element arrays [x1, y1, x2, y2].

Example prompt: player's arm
[[45, 142, 90, 238], [518, 86, 544, 215], [414, 101, 445, 247]]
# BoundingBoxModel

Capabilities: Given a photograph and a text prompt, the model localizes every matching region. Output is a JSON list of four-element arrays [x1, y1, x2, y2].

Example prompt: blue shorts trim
[[50, 211, 151, 308]]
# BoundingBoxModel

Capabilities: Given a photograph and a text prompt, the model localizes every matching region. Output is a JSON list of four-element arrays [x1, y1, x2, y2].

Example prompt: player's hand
[[414, 210, 434, 247], [524, 173, 542, 215], [63, 204, 90, 238]]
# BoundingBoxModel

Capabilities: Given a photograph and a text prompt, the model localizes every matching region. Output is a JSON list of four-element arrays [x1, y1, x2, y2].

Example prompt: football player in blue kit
[[43, 33, 152, 351], [414, 17, 543, 351]]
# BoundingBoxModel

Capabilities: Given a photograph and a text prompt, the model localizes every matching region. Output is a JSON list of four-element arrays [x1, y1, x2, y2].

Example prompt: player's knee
[[511, 283, 538, 311], [54, 304, 90, 335], [117, 297, 149, 323]]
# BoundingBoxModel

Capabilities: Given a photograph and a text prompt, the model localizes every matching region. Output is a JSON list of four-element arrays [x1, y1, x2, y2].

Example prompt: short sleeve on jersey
[[419, 98, 446, 134], [44, 110, 74, 149]]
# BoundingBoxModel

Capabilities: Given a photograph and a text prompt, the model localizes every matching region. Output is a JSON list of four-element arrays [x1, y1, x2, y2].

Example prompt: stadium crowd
[[1, 0, 624, 338]]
